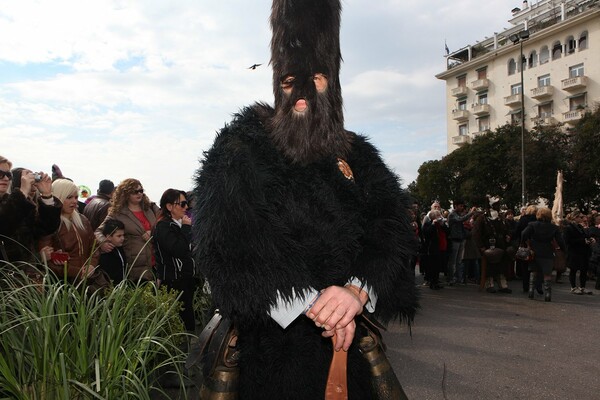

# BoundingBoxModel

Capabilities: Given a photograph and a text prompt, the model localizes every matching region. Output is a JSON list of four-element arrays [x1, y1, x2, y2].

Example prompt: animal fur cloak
[[193, 103, 418, 399]]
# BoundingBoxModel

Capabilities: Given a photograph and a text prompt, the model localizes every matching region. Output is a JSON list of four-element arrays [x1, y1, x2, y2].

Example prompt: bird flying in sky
[[248, 63, 262, 70]]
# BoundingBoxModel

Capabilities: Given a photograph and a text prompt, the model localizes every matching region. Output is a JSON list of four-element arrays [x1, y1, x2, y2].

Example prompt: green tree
[[563, 105, 600, 211], [410, 122, 569, 211]]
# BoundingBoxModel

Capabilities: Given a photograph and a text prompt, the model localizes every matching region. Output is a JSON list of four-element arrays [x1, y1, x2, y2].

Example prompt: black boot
[[528, 273, 535, 299], [544, 280, 552, 302]]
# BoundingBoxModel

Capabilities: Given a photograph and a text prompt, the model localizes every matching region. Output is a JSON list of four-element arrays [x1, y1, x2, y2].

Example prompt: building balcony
[[452, 109, 469, 121], [471, 103, 491, 116], [451, 86, 468, 97], [562, 109, 586, 124], [472, 130, 487, 138], [561, 76, 587, 91], [531, 115, 558, 125], [530, 85, 554, 99], [471, 78, 489, 91], [504, 94, 521, 106], [452, 135, 472, 146]]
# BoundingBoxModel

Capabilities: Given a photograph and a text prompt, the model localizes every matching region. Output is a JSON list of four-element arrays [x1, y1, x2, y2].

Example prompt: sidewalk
[[387, 275, 600, 400]]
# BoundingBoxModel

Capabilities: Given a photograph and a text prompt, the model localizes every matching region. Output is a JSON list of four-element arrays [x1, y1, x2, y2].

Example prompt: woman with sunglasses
[[153, 189, 196, 332], [95, 178, 159, 282], [1, 155, 61, 265]]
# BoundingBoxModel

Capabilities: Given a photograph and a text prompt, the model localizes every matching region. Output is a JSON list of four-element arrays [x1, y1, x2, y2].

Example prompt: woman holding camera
[[421, 209, 449, 290], [38, 179, 98, 280], [0, 158, 61, 266]]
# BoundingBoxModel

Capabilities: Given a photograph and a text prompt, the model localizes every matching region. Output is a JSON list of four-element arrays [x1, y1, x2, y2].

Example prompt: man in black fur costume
[[193, 1, 418, 398]]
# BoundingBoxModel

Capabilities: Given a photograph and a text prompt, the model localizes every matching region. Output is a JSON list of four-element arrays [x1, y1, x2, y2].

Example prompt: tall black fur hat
[[270, 0, 343, 111]]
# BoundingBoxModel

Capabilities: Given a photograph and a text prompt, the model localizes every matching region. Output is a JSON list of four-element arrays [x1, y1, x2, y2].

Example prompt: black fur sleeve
[[348, 134, 419, 325]]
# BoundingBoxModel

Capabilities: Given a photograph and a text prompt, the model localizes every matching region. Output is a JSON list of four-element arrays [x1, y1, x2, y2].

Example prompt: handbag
[[79, 268, 112, 295], [552, 239, 566, 273], [515, 246, 534, 261]]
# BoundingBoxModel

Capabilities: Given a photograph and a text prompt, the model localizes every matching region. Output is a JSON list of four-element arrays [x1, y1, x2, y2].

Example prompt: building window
[[538, 102, 553, 118], [478, 116, 490, 132], [537, 74, 551, 87], [528, 50, 537, 68], [569, 63, 584, 78], [457, 75, 466, 87], [539, 46, 549, 64], [478, 92, 488, 105], [511, 111, 523, 125], [552, 41, 562, 60], [569, 93, 586, 111], [511, 83, 522, 95], [458, 124, 468, 136], [566, 36, 576, 55], [508, 59, 516, 75], [458, 98, 467, 110], [579, 31, 588, 50], [477, 68, 487, 80]]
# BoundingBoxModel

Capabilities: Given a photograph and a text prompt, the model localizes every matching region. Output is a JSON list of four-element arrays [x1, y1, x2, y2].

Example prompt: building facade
[[436, 0, 600, 152]]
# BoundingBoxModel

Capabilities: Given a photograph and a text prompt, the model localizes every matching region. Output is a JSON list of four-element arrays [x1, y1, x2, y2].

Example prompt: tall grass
[[0, 263, 189, 399]]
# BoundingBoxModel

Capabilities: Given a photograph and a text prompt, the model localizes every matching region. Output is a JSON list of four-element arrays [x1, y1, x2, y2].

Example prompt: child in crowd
[[99, 219, 127, 284]]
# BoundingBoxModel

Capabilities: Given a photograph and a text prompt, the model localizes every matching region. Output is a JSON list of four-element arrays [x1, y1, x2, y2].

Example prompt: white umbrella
[[551, 170, 564, 224]]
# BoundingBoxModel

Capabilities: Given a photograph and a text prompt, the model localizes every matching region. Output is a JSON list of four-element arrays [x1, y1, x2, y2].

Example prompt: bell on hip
[[199, 365, 239, 400], [359, 332, 409, 400]]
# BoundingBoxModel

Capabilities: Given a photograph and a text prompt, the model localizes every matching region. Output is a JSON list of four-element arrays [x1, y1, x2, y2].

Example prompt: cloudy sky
[[0, 0, 521, 201]]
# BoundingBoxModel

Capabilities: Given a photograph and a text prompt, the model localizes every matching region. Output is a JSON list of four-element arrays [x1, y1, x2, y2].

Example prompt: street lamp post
[[509, 29, 530, 207]]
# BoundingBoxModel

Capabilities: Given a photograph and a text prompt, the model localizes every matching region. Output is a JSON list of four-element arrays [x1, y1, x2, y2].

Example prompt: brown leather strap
[[325, 334, 348, 400], [185, 311, 223, 369]]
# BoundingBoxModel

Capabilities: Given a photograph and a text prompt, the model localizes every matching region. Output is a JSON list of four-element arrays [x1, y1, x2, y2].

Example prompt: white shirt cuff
[[268, 277, 378, 328], [268, 288, 318, 329]]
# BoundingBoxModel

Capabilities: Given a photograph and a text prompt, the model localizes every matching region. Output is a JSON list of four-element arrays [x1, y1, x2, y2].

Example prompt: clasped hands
[[306, 285, 369, 352]]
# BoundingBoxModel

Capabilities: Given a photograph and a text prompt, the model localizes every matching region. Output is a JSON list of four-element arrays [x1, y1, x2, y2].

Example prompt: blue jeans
[[448, 240, 465, 282]]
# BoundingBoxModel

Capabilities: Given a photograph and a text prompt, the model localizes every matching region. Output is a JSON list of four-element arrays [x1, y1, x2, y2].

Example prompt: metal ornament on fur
[[270, 0, 343, 118]]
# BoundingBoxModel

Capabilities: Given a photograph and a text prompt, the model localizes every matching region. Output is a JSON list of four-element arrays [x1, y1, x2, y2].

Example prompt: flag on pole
[[445, 40, 450, 55]]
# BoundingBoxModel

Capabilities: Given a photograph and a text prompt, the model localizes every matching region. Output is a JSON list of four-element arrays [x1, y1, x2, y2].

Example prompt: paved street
[[154, 274, 600, 399], [387, 275, 600, 400]]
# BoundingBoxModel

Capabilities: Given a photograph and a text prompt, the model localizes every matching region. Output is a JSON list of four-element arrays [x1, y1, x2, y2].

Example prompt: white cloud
[[1, 0, 517, 200]]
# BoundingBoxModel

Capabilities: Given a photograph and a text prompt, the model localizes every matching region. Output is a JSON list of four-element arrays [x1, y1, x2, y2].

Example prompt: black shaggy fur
[[193, 104, 418, 399]]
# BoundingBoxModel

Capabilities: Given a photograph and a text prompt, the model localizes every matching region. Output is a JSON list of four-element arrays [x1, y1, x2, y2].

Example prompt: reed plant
[[0, 263, 189, 399]]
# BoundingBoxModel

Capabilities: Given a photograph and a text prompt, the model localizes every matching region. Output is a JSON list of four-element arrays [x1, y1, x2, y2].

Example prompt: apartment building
[[436, 0, 600, 152]]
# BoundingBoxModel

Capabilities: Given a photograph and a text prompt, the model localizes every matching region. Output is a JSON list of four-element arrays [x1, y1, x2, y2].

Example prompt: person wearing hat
[[191, 1, 417, 398], [473, 196, 513, 293], [83, 179, 115, 231]]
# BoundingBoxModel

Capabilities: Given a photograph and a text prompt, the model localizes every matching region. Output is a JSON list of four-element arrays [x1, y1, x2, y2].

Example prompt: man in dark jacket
[[473, 197, 512, 293], [192, 1, 417, 398], [83, 179, 114, 231], [447, 200, 476, 284], [564, 211, 592, 294]]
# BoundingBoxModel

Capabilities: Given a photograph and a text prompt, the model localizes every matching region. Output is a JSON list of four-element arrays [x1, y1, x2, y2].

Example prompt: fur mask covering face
[[268, 0, 351, 165]]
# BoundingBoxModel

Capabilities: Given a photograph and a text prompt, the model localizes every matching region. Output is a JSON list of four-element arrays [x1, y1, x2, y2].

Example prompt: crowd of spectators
[[414, 198, 599, 301], [2, 153, 598, 307], [0, 155, 196, 331]]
